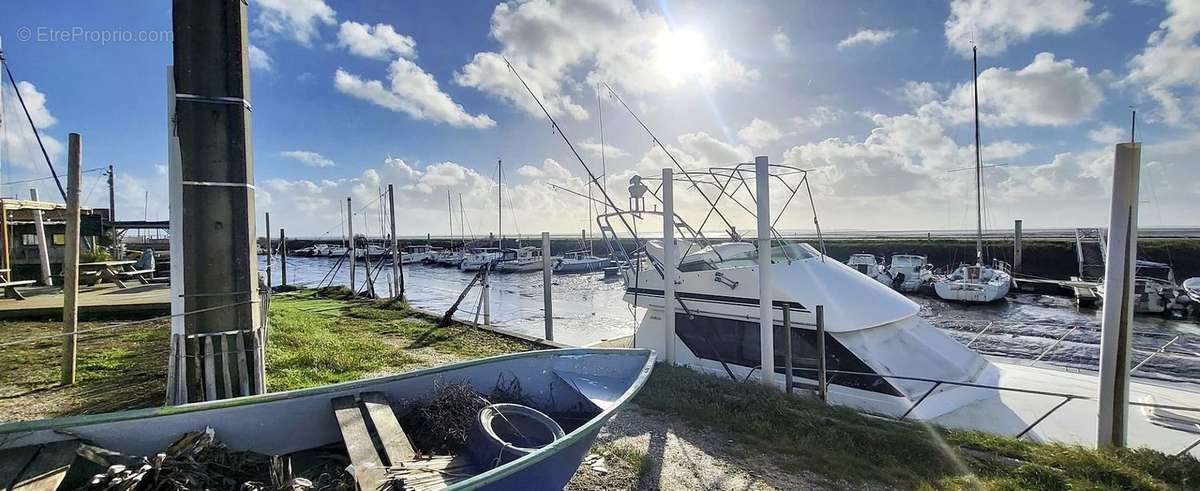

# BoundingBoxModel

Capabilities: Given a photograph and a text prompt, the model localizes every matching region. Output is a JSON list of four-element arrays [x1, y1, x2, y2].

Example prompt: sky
[[0, 0, 1197, 239]]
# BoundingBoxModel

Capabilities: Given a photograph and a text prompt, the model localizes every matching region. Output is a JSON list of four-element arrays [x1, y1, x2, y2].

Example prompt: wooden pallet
[[332, 392, 418, 490]]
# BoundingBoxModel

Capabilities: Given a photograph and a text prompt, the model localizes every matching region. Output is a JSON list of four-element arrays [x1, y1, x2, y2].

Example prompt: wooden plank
[[0, 440, 81, 490], [203, 337, 217, 401], [360, 392, 417, 465], [253, 328, 266, 394], [331, 396, 388, 490], [235, 331, 250, 397], [189, 336, 202, 403], [219, 335, 234, 399]]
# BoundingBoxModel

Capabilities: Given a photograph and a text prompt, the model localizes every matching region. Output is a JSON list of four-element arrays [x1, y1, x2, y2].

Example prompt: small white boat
[[494, 247, 547, 273], [461, 248, 504, 271], [434, 249, 466, 267], [846, 254, 890, 285], [401, 244, 437, 264], [555, 250, 612, 274], [1091, 261, 1192, 317], [1184, 277, 1200, 303], [887, 254, 932, 292], [934, 262, 1012, 303]]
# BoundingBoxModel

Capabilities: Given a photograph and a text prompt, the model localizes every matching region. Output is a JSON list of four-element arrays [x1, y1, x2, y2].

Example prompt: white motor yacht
[[401, 244, 436, 264], [460, 248, 503, 271], [494, 246, 546, 273], [887, 254, 932, 292], [846, 254, 889, 285]]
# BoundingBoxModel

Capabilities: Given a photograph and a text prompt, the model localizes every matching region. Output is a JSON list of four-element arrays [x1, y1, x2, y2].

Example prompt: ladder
[[1074, 227, 1107, 281]]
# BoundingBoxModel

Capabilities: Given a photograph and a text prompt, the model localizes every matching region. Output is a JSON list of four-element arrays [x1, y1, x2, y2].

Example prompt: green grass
[[635, 363, 1200, 490], [265, 290, 539, 391]]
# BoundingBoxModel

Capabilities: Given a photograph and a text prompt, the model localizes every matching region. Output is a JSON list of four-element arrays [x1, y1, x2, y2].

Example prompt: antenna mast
[[972, 45, 983, 265]]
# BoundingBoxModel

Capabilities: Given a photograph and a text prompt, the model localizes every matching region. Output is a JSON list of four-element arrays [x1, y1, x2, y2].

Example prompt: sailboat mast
[[972, 45, 983, 265], [497, 159, 503, 249], [447, 190, 454, 248]]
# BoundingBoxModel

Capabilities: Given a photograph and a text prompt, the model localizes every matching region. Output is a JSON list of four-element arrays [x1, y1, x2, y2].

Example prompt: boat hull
[[0, 348, 655, 491], [933, 278, 1011, 303]]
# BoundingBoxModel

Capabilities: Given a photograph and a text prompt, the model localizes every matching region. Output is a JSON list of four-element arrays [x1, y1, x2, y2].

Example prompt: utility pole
[[755, 156, 775, 386], [61, 134, 82, 385], [168, 0, 262, 402], [388, 184, 402, 299]]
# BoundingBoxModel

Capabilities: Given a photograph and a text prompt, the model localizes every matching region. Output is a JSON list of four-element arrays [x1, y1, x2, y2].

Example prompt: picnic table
[[0, 268, 35, 300], [79, 260, 153, 288]]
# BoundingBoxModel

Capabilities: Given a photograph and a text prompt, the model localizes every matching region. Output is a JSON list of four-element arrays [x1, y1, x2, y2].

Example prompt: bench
[[0, 280, 36, 300], [116, 269, 155, 285]]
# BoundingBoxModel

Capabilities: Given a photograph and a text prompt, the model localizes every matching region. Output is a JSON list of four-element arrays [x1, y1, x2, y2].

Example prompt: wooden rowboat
[[0, 348, 656, 490]]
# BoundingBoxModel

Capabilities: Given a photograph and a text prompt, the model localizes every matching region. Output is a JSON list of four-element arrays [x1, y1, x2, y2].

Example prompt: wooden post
[[542, 231, 553, 341], [29, 189, 52, 286], [389, 184, 402, 299], [347, 197, 355, 293], [61, 133, 83, 386], [265, 213, 271, 292], [816, 305, 828, 403], [0, 201, 9, 272], [1013, 219, 1023, 274], [783, 304, 793, 394], [482, 269, 490, 327], [279, 228, 287, 287], [107, 164, 116, 250], [171, 0, 262, 401]]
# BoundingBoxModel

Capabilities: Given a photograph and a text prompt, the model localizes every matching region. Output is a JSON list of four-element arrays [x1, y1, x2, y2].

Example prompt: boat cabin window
[[967, 266, 981, 280], [673, 314, 902, 397]]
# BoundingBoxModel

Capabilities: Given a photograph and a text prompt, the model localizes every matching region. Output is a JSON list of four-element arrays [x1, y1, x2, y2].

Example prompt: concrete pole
[[482, 270, 491, 327], [755, 156, 775, 386], [1013, 219, 1023, 274], [166, 64, 186, 405], [389, 184, 402, 299], [279, 228, 287, 287], [61, 134, 83, 385], [347, 197, 355, 293], [816, 305, 828, 403], [542, 231, 553, 341], [265, 213, 271, 292], [1097, 143, 1141, 448], [29, 189, 52, 286], [171, 0, 262, 400], [662, 168, 676, 364]]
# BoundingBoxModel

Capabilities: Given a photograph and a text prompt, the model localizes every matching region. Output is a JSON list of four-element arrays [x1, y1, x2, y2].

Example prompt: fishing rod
[[502, 57, 646, 254], [602, 82, 739, 240]]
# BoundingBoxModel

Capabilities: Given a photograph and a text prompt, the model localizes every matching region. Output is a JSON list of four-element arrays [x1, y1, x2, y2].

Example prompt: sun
[[658, 29, 709, 78]]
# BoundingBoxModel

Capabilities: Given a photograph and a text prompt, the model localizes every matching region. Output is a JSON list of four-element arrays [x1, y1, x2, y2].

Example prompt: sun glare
[[658, 29, 708, 78]]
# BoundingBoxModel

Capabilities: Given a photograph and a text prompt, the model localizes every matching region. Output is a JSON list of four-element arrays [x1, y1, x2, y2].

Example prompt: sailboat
[[933, 46, 1012, 303]]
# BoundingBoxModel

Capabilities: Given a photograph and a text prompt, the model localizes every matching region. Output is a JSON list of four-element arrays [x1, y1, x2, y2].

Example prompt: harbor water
[[259, 256, 1200, 387]]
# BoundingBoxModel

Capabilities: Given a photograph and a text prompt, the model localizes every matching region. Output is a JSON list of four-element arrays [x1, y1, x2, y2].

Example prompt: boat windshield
[[702, 242, 821, 270]]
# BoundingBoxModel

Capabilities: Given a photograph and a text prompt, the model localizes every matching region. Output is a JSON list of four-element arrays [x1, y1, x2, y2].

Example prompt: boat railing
[[807, 367, 1200, 456]]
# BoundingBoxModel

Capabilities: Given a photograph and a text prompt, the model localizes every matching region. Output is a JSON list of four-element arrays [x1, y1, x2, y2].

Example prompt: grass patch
[[635, 363, 1200, 490], [265, 290, 539, 391]]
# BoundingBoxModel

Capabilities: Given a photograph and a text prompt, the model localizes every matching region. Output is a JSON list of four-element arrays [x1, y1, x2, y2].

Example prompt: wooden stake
[[61, 133, 83, 386], [279, 228, 287, 287]]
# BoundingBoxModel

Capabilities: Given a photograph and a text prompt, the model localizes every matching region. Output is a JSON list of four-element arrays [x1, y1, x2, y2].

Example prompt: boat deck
[[0, 283, 170, 320]]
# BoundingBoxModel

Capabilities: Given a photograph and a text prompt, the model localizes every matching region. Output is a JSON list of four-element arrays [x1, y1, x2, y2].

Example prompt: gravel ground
[[568, 406, 884, 491]]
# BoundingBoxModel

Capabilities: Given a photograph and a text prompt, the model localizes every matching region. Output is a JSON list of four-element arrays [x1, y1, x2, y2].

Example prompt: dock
[[0, 283, 170, 320]]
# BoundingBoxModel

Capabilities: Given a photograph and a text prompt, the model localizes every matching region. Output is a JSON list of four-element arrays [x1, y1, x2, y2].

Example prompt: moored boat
[[886, 254, 932, 292], [555, 251, 612, 274], [0, 348, 655, 490], [460, 248, 504, 271], [846, 253, 889, 285], [494, 246, 546, 273]]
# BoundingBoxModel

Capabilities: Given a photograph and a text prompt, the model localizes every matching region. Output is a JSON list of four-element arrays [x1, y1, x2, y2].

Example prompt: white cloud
[[249, 44, 273, 72], [456, 0, 758, 120], [772, 27, 792, 57], [943, 52, 1102, 126], [337, 21, 417, 60], [838, 29, 896, 49], [578, 139, 629, 159], [792, 106, 842, 130], [1124, 0, 1200, 125], [253, 0, 336, 46], [737, 118, 784, 147], [1, 81, 64, 171], [945, 0, 1096, 57], [1088, 124, 1126, 144], [516, 158, 572, 180], [281, 150, 335, 167], [892, 81, 941, 107], [335, 60, 496, 129]]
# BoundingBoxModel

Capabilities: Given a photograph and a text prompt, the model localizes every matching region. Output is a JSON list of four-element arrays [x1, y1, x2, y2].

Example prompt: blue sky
[[1, 0, 1197, 238]]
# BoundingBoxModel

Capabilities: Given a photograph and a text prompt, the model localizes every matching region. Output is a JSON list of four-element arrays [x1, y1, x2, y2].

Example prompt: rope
[[0, 299, 257, 348]]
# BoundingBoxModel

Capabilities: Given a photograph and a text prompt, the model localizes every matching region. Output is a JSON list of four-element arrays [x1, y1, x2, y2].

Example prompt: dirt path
[[570, 407, 875, 490]]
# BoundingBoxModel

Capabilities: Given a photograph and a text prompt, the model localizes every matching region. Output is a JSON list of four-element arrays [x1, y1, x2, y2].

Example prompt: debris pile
[[397, 378, 529, 455]]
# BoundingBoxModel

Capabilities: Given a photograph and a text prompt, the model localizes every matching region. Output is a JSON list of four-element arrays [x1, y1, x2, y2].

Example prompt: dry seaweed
[[397, 376, 531, 455]]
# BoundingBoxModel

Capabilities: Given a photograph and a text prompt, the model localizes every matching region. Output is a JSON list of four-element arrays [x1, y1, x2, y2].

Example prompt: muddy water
[[260, 256, 1199, 385]]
